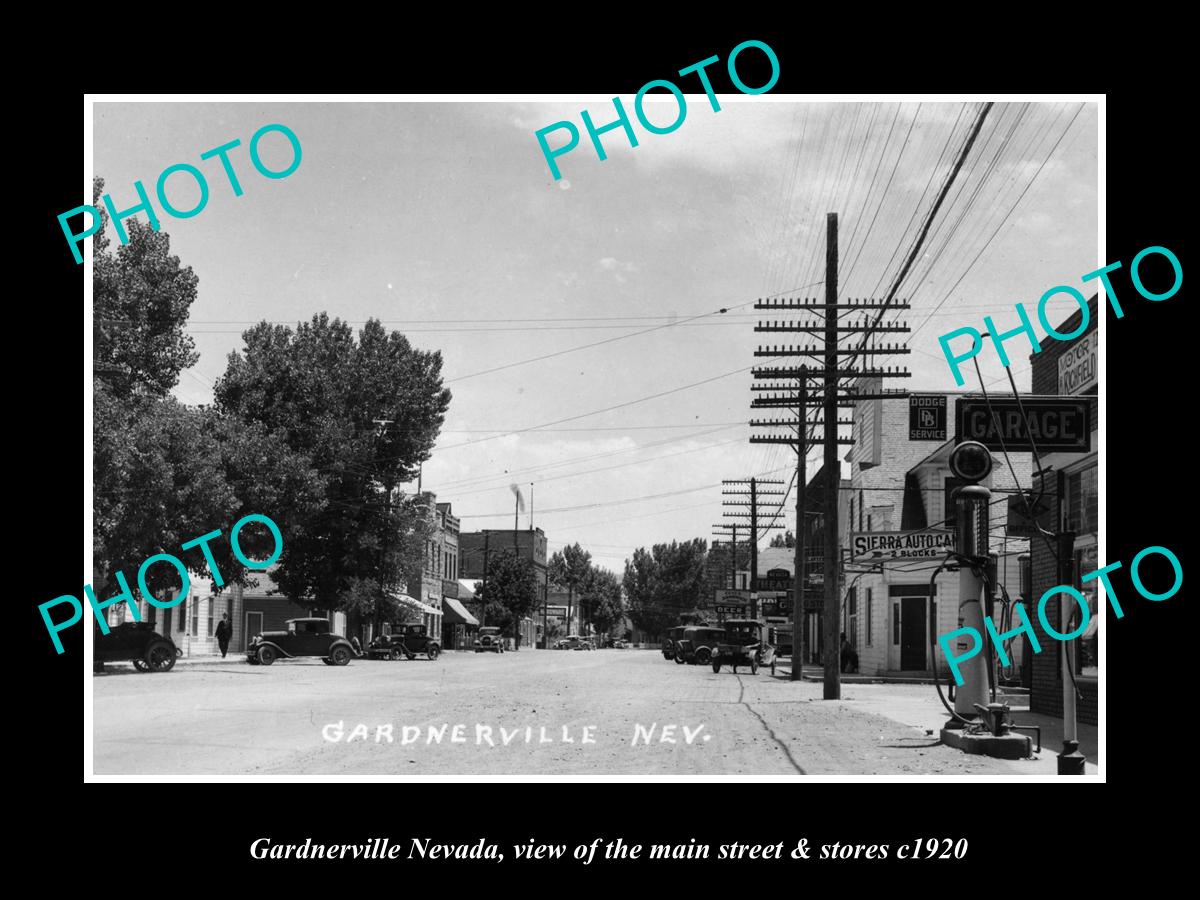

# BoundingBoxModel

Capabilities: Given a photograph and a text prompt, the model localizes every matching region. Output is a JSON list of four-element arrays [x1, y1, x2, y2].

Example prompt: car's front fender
[[254, 641, 294, 658]]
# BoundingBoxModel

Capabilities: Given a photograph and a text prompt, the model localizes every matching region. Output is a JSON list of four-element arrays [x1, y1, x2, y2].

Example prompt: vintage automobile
[[674, 626, 726, 665], [661, 626, 688, 660], [368, 625, 441, 660], [246, 617, 357, 666], [711, 619, 777, 675], [474, 626, 505, 653], [94, 621, 181, 673]]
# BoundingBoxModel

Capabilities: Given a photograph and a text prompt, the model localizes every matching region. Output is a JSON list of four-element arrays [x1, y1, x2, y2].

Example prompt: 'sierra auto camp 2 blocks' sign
[[850, 530, 956, 562]]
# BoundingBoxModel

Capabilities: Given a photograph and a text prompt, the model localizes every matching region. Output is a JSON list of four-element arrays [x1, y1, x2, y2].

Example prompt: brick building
[[1028, 295, 1099, 724], [842, 378, 1030, 678], [458, 527, 547, 648]]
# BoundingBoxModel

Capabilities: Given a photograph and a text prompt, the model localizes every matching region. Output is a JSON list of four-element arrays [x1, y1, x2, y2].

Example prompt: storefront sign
[[850, 530, 956, 562], [909, 394, 947, 440], [1058, 333, 1096, 396], [755, 568, 793, 592], [956, 397, 1090, 452]]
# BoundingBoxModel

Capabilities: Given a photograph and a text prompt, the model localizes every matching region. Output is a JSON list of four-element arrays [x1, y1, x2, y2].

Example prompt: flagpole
[[530, 483, 534, 530]]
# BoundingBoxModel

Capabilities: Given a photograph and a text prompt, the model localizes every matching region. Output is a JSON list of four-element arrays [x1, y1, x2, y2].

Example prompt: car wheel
[[331, 646, 351, 666], [427, 644, 441, 661], [389, 648, 402, 661], [146, 642, 176, 672], [674, 652, 686, 665], [247, 657, 260, 666], [695, 648, 712, 665], [258, 646, 277, 666], [132, 658, 149, 672], [712, 661, 721, 674], [750, 656, 759, 675], [771, 659, 777, 676], [321, 658, 335, 666]]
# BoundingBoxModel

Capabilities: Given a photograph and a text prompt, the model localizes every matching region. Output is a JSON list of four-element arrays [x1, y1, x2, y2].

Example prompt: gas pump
[[946, 440, 994, 725]]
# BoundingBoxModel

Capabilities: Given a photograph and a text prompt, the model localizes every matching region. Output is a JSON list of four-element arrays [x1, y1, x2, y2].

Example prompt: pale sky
[[93, 99, 1098, 571]]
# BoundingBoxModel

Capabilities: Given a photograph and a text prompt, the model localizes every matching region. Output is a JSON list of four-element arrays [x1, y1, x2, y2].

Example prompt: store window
[[207, 599, 214, 637], [866, 589, 873, 646], [1066, 465, 1098, 536]]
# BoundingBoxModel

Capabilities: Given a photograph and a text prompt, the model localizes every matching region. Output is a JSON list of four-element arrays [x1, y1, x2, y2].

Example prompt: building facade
[[843, 379, 1031, 678], [459, 528, 548, 648], [1028, 295, 1099, 725]]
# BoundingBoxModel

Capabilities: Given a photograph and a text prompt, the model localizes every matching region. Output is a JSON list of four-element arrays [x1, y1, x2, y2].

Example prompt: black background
[[23, 21, 1184, 886]]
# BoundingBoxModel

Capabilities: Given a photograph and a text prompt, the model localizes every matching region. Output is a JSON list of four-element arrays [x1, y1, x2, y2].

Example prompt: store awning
[[389, 593, 441, 617], [443, 596, 479, 626]]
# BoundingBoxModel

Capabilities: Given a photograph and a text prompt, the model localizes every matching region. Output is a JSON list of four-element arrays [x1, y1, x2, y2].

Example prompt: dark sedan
[[247, 618, 357, 666]]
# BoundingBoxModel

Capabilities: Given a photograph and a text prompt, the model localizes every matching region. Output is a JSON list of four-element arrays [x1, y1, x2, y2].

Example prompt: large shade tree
[[214, 314, 452, 612], [622, 538, 708, 639], [474, 551, 539, 646], [91, 179, 323, 607], [548, 542, 592, 633], [579, 567, 625, 639]]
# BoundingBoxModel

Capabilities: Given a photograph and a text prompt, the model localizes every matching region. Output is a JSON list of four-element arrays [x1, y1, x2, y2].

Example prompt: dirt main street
[[93, 648, 1041, 776]]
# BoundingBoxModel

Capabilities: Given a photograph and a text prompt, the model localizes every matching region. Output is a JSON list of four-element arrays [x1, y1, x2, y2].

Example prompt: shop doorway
[[899, 596, 926, 670], [245, 611, 263, 650]]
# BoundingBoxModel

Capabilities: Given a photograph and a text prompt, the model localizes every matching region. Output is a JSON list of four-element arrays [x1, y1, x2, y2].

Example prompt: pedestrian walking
[[216, 613, 232, 658]]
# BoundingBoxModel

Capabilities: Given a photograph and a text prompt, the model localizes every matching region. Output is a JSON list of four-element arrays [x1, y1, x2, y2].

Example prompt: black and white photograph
[[76, 93, 1115, 781]]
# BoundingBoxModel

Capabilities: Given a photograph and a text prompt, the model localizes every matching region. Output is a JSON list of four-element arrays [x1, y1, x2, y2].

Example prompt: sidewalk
[[775, 663, 1099, 773]]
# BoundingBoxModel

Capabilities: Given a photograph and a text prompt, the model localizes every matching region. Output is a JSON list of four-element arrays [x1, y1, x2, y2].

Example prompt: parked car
[[389, 623, 442, 660], [474, 626, 505, 653], [246, 618, 357, 666], [661, 626, 688, 660], [675, 626, 725, 665], [711, 619, 776, 675], [94, 621, 180, 673], [367, 633, 409, 660]]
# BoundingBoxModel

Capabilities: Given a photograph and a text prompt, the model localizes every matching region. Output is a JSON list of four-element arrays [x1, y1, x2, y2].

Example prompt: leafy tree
[[341, 577, 421, 630], [548, 543, 592, 632], [579, 567, 624, 638], [93, 384, 326, 603], [475, 551, 538, 645], [214, 314, 451, 611], [769, 530, 796, 549], [623, 539, 708, 639], [92, 177, 199, 402]]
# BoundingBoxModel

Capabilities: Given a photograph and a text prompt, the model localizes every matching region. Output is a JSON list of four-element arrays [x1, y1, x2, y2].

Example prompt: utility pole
[[750, 211, 912, 699], [1057, 530, 1085, 774], [823, 213, 840, 699], [372, 419, 395, 643], [481, 531, 491, 628], [721, 478, 784, 620], [793, 368, 808, 681]]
